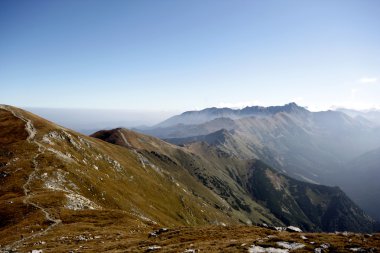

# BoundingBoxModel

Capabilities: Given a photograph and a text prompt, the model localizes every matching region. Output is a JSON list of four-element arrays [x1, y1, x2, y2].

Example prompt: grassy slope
[[0, 106, 236, 251]]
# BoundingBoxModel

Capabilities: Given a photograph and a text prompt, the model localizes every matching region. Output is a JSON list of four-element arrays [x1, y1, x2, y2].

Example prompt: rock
[[184, 249, 196, 253], [158, 228, 168, 233], [147, 245, 161, 251], [248, 245, 289, 253], [276, 242, 305, 250], [350, 248, 366, 252], [286, 226, 302, 233], [320, 243, 330, 249], [148, 228, 169, 237]]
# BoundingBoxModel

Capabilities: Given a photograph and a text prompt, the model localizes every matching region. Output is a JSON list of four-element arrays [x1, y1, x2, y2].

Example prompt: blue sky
[[1, 0, 380, 112]]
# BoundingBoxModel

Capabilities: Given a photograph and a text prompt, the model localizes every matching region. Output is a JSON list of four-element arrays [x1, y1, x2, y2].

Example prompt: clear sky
[[1, 0, 380, 112]]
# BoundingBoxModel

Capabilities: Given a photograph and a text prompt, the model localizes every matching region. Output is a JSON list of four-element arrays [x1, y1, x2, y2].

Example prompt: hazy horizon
[[18, 102, 379, 134]]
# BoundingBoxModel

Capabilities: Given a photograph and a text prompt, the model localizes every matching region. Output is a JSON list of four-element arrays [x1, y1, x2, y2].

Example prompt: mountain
[[138, 103, 380, 221], [337, 147, 380, 221], [0, 105, 378, 252], [148, 108, 380, 183], [91, 128, 281, 226], [141, 117, 238, 139], [245, 160, 374, 232], [92, 128, 375, 232], [337, 108, 380, 126], [0, 105, 238, 252]]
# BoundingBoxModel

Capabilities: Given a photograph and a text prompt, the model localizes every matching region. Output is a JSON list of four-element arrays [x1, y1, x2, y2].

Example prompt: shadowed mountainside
[[337, 147, 380, 222]]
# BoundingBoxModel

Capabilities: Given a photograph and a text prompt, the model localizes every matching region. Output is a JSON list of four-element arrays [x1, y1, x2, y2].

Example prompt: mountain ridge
[[155, 102, 310, 128]]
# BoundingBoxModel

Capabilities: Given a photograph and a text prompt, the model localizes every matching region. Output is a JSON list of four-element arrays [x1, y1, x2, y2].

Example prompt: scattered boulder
[[276, 241, 305, 250], [183, 249, 197, 253], [320, 243, 330, 249], [148, 228, 169, 238], [248, 245, 289, 253], [314, 243, 330, 253], [350, 248, 366, 252], [146, 245, 161, 251], [286, 226, 302, 233]]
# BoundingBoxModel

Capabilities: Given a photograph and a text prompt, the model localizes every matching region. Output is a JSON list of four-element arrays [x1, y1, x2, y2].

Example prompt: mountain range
[[0, 104, 379, 252], [138, 103, 380, 222]]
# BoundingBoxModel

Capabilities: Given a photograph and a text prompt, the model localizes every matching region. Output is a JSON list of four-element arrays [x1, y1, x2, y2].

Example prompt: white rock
[[320, 243, 330, 249], [350, 248, 366, 252], [286, 226, 302, 232], [65, 193, 100, 210], [248, 245, 289, 253], [276, 241, 305, 250], [147, 245, 161, 251], [184, 249, 196, 253]]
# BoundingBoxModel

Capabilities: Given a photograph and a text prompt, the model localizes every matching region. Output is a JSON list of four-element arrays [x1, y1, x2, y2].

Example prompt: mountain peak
[[283, 102, 305, 112]]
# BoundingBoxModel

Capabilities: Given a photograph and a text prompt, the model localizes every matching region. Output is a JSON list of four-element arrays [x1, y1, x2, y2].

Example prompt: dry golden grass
[[3, 223, 379, 252]]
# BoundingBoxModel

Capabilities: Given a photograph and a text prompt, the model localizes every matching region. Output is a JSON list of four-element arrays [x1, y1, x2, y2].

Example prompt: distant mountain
[[141, 117, 238, 139], [149, 109, 380, 183], [337, 108, 380, 126], [93, 127, 376, 232], [138, 104, 380, 221], [155, 102, 309, 128], [338, 147, 380, 222]]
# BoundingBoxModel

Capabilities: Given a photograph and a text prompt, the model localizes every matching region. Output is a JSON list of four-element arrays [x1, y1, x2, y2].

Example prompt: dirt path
[[1, 106, 62, 252]]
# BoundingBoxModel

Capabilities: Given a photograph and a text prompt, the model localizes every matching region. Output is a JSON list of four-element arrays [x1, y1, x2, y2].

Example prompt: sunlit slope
[[0, 105, 237, 251]]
